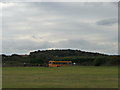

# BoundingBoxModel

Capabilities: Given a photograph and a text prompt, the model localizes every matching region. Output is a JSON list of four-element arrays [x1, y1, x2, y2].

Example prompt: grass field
[[2, 66, 118, 88]]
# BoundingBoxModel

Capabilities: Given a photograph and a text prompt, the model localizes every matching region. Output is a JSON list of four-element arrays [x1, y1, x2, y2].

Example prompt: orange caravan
[[48, 61, 72, 67]]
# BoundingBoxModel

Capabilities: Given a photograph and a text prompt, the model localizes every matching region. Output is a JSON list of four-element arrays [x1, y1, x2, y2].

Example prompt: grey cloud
[[2, 39, 53, 54], [26, 2, 117, 20], [2, 2, 118, 55], [53, 39, 92, 49], [2, 37, 117, 55], [52, 39, 118, 55], [31, 35, 42, 40], [96, 18, 118, 26]]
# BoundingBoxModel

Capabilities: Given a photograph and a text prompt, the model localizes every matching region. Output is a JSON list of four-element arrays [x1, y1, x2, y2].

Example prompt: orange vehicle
[[48, 61, 72, 67]]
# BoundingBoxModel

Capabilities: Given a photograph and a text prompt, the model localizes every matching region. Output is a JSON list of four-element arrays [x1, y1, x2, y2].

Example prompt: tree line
[[1, 49, 119, 67]]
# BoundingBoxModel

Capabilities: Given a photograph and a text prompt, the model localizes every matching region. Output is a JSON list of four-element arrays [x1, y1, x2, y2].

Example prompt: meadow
[[2, 66, 118, 88]]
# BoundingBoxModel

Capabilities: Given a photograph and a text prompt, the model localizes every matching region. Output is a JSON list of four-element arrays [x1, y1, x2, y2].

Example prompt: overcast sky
[[1, 2, 118, 55]]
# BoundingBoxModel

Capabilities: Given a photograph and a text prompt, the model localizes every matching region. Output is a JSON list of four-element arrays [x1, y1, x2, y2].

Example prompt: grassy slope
[[2, 66, 118, 88]]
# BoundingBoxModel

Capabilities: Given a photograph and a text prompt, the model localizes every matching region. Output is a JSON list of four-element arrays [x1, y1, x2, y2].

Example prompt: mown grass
[[2, 66, 118, 88]]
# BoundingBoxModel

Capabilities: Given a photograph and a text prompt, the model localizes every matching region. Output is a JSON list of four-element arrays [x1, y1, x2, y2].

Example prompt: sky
[[1, 2, 118, 55]]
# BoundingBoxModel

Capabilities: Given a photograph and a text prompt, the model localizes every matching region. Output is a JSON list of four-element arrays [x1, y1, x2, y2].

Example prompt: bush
[[94, 57, 106, 66]]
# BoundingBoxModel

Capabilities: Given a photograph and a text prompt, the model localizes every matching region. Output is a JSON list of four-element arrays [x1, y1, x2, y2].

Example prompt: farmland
[[2, 66, 118, 88]]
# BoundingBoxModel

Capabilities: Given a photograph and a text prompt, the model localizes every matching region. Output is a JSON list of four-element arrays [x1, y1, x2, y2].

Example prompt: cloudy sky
[[1, 2, 118, 55]]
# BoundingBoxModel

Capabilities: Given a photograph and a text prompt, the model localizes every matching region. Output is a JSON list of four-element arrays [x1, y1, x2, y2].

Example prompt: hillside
[[1, 49, 118, 66]]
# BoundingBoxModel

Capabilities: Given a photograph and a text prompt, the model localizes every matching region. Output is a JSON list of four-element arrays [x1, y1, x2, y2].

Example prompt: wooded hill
[[1, 49, 119, 66]]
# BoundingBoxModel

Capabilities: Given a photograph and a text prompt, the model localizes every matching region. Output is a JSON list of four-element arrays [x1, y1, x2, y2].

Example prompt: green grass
[[2, 66, 118, 88]]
